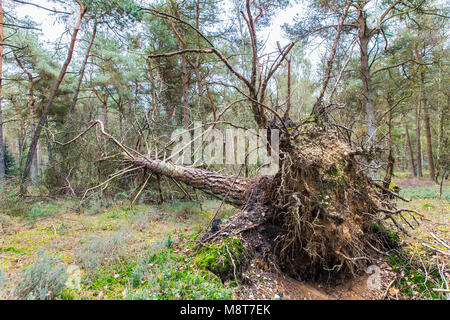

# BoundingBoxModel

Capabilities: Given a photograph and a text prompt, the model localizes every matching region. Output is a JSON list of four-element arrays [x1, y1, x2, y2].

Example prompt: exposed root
[[204, 127, 415, 282]]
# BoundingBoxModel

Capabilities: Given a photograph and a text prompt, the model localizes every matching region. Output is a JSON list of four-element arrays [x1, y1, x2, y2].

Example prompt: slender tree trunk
[[181, 53, 189, 128], [69, 19, 97, 116], [29, 92, 38, 183], [103, 86, 108, 127], [0, 0, 5, 187], [359, 26, 376, 145], [423, 99, 435, 181], [403, 115, 417, 177], [357, 11, 378, 180], [21, 1, 86, 193], [420, 66, 435, 180], [168, 5, 190, 129], [283, 56, 292, 121], [195, 0, 205, 123], [436, 95, 448, 182], [13, 53, 38, 183], [415, 95, 423, 178], [383, 95, 394, 189], [17, 127, 23, 167]]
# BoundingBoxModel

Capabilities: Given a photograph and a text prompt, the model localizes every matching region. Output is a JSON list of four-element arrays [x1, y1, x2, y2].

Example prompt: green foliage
[[73, 232, 237, 300], [0, 246, 28, 255], [388, 251, 446, 300], [26, 203, 46, 218], [400, 185, 450, 200], [194, 237, 245, 280], [13, 250, 68, 300], [371, 222, 400, 246], [126, 247, 235, 299]]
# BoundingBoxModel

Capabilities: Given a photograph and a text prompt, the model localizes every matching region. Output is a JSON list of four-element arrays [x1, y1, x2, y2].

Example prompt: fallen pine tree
[[42, 3, 422, 283], [58, 119, 421, 282]]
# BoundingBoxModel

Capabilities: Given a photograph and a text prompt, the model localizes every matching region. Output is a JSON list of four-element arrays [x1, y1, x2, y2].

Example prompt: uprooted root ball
[[202, 127, 404, 282]]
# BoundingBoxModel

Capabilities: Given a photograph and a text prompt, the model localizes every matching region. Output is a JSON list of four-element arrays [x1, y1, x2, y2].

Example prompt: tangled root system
[[202, 126, 412, 282]]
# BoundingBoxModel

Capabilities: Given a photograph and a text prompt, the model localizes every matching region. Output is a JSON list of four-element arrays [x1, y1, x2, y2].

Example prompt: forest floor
[[0, 176, 448, 300]]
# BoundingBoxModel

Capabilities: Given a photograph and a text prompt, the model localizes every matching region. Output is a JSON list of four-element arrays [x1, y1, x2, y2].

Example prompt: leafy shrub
[[13, 251, 68, 300], [26, 203, 46, 218], [3, 142, 18, 177]]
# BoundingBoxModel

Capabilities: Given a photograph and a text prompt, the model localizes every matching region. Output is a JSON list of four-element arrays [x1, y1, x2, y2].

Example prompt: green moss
[[58, 288, 76, 300], [371, 222, 400, 245], [194, 237, 244, 279], [0, 246, 28, 255], [387, 252, 444, 299], [326, 164, 340, 177], [322, 162, 349, 195]]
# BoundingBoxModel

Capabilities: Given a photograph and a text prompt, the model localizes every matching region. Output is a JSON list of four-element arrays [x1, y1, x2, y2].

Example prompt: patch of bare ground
[[235, 263, 399, 300]]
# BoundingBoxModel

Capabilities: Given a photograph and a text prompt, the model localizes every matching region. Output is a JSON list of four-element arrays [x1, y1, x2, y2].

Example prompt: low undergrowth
[[399, 185, 450, 200], [13, 250, 69, 300], [386, 247, 448, 300], [61, 234, 238, 300]]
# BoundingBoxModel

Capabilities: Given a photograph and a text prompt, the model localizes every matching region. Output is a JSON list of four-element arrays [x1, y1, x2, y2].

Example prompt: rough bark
[[132, 156, 250, 205]]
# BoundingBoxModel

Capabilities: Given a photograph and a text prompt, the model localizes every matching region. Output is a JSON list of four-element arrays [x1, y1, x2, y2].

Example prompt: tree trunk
[[403, 115, 417, 177], [181, 53, 189, 128], [194, 0, 205, 123], [358, 12, 376, 146], [415, 95, 423, 178], [13, 52, 38, 183], [423, 99, 435, 181], [436, 95, 448, 182], [21, 1, 86, 193], [132, 156, 250, 205], [103, 86, 108, 127], [420, 65, 434, 181], [383, 97, 394, 189], [69, 19, 97, 116]]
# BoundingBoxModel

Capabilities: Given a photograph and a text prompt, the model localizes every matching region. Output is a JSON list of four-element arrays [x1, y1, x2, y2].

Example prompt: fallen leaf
[[389, 287, 399, 296]]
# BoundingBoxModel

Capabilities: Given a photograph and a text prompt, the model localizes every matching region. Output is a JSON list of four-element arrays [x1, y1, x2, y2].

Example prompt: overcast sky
[[12, 0, 306, 50]]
